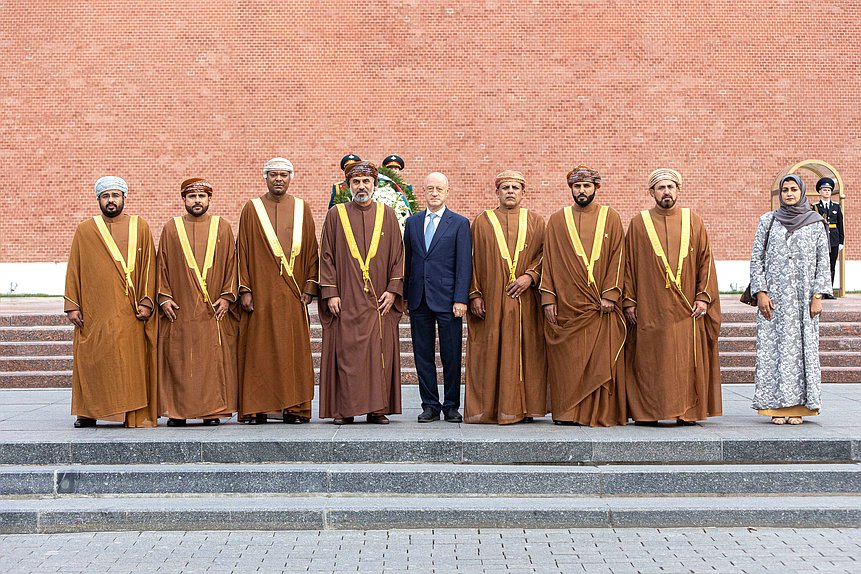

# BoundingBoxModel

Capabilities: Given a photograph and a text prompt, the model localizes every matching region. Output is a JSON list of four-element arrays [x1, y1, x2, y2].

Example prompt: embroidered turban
[[180, 177, 213, 197], [94, 176, 128, 197], [345, 161, 378, 182], [495, 170, 526, 189], [262, 157, 294, 180], [566, 165, 601, 187], [647, 168, 682, 190]]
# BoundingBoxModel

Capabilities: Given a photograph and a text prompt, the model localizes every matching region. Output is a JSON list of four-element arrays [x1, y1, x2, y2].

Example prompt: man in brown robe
[[540, 166, 627, 427], [237, 157, 319, 424], [318, 161, 404, 425], [623, 168, 722, 425], [64, 176, 157, 428], [157, 178, 238, 426], [465, 170, 547, 424]]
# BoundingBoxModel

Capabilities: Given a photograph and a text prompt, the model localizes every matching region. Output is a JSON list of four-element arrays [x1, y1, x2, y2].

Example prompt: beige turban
[[263, 157, 294, 180], [495, 170, 526, 189], [647, 168, 682, 190]]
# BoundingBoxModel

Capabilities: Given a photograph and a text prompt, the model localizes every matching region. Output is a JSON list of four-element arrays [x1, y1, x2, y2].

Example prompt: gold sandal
[[771, 417, 787, 425]]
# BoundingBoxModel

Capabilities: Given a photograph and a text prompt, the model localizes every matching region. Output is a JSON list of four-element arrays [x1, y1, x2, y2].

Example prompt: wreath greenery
[[331, 166, 420, 214]]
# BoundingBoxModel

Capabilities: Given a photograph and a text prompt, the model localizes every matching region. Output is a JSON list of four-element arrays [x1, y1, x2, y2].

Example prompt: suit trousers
[[410, 296, 463, 412], [829, 244, 839, 285]]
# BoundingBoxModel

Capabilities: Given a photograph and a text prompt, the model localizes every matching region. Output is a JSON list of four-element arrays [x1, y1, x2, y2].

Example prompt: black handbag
[[740, 216, 775, 306]]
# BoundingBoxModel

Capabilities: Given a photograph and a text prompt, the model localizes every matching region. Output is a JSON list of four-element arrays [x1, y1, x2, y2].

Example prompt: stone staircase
[[2, 297, 861, 387], [0, 409, 859, 533]]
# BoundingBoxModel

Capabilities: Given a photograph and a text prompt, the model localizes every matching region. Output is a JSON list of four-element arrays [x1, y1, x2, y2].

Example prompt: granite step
[[721, 365, 861, 383], [719, 336, 861, 352], [0, 341, 73, 357], [1, 495, 858, 533], [0, 462, 857, 497], [0, 326, 74, 342], [2, 435, 857, 465], [719, 351, 861, 369], [719, 322, 861, 338]]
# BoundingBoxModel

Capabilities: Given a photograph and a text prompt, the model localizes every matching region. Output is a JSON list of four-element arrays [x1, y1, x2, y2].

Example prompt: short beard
[[573, 192, 596, 207], [657, 196, 676, 208], [185, 204, 209, 216], [99, 203, 123, 218], [351, 188, 374, 202]]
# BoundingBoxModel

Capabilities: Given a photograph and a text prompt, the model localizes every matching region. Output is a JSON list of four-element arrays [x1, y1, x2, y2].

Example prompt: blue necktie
[[425, 212, 437, 250]]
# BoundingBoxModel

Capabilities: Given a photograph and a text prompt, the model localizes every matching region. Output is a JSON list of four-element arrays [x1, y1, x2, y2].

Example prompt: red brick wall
[[1, 1, 858, 262]]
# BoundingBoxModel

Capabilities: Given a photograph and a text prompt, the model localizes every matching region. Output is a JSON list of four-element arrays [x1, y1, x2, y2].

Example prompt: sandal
[[771, 417, 787, 425], [787, 417, 803, 425]]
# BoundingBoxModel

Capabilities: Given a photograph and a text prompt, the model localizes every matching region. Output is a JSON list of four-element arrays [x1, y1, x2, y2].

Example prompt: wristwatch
[[812, 293, 823, 300]]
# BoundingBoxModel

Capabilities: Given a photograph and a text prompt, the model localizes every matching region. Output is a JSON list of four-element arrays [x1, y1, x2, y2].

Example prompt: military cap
[[816, 177, 836, 191], [382, 154, 405, 170], [340, 154, 361, 171]]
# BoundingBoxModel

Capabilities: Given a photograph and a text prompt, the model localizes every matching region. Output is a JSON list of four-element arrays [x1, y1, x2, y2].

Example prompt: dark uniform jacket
[[814, 200, 845, 248]]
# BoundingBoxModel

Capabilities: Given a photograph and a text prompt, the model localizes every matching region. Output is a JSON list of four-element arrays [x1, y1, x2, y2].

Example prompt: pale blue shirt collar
[[424, 205, 446, 232]]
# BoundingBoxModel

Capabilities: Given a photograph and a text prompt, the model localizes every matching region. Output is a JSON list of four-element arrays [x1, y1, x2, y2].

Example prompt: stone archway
[[771, 160, 846, 296]]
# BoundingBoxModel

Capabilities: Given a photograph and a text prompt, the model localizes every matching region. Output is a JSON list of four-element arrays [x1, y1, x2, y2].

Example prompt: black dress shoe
[[676, 419, 697, 426], [634, 421, 660, 426], [517, 417, 534, 424], [823, 293, 835, 300], [367, 413, 390, 425], [245, 413, 268, 425], [202, 418, 220, 426], [73, 417, 96, 428], [167, 418, 187, 427], [282, 413, 310, 424], [443, 409, 463, 423], [333, 416, 354, 425], [418, 408, 440, 423], [553, 420, 578, 426]]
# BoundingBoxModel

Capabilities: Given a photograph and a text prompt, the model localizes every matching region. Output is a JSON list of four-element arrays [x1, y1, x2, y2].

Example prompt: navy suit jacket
[[403, 208, 472, 313]]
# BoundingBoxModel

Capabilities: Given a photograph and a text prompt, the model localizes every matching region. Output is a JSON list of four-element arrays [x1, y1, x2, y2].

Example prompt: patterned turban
[[180, 177, 213, 197], [262, 157, 294, 180], [647, 168, 682, 190], [345, 161, 378, 182], [566, 165, 601, 188], [94, 176, 128, 197], [495, 170, 526, 189]]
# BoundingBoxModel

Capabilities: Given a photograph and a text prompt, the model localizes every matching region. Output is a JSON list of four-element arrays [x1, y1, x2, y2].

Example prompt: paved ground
[[1, 527, 858, 573]]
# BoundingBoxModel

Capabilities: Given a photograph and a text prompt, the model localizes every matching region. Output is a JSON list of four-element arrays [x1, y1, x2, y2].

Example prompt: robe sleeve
[[137, 219, 156, 311], [538, 215, 557, 307], [813, 223, 833, 297], [469, 215, 484, 300], [749, 213, 772, 297], [219, 220, 238, 302], [693, 215, 716, 304], [600, 210, 625, 303], [156, 222, 174, 306], [523, 213, 544, 286], [237, 202, 253, 294], [318, 210, 339, 300], [385, 209, 404, 296], [301, 201, 320, 298], [63, 226, 83, 312], [622, 218, 638, 309]]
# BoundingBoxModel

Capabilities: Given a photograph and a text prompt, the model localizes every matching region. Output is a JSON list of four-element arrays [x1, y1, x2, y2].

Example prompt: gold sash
[[251, 196, 304, 293], [641, 208, 698, 365], [485, 208, 528, 283], [173, 216, 220, 304], [93, 215, 138, 301], [564, 205, 608, 288], [337, 202, 385, 293], [641, 208, 690, 294]]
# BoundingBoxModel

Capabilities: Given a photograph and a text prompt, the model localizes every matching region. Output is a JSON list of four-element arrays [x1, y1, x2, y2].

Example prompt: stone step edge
[[1, 462, 857, 497], [1, 437, 857, 465], [1, 495, 858, 533]]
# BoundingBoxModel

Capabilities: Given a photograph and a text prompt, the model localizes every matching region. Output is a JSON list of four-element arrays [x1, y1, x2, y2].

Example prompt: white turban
[[263, 157, 294, 180], [647, 168, 682, 190], [94, 176, 128, 197]]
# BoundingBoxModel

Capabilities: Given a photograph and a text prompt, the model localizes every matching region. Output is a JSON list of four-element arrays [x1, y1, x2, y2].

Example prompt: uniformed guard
[[382, 154, 405, 172], [813, 177, 844, 298], [329, 153, 362, 208]]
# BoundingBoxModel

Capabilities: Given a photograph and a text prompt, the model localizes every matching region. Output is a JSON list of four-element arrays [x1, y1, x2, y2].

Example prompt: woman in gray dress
[[749, 174, 831, 425]]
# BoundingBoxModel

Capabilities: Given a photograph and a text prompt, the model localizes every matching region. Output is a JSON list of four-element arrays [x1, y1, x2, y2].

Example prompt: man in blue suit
[[403, 172, 472, 422]]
